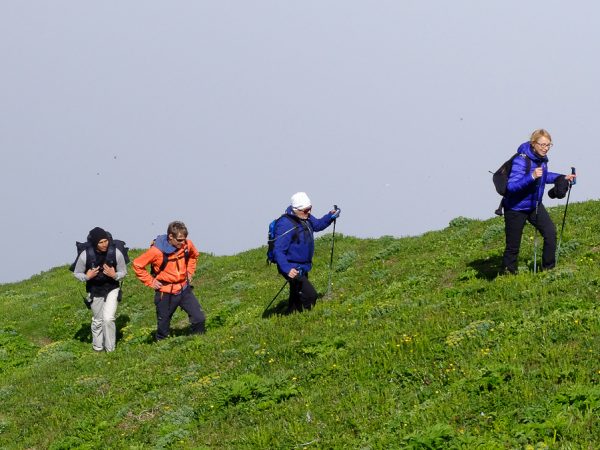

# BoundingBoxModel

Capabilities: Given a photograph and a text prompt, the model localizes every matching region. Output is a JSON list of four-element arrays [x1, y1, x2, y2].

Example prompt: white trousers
[[90, 288, 119, 352]]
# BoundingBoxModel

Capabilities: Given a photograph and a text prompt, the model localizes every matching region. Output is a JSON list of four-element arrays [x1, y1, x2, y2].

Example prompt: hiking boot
[[502, 267, 517, 275]]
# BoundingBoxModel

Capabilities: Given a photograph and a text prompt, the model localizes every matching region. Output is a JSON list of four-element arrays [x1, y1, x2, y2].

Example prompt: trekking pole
[[533, 228, 539, 274], [533, 178, 541, 274], [326, 205, 338, 296], [556, 167, 576, 264], [262, 280, 288, 316]]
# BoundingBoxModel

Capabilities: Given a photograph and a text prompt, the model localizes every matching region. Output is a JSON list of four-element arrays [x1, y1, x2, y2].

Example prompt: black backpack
[[492, 153, 531, 216], [69, 231, 130, 272], [493, 153, 531, 196], [266, 214, 303, 264]]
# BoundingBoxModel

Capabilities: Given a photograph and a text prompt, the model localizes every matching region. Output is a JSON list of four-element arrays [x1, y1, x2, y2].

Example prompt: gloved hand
[[548, 175, 569, 199], [330, 206, 341, 220]]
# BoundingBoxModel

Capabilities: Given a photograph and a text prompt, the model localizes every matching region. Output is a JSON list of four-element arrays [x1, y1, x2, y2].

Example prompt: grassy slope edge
[[1, 200, 600, 449]]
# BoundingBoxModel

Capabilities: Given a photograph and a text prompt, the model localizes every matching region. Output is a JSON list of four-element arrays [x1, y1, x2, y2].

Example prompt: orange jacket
[[133, 240, 199, 294]]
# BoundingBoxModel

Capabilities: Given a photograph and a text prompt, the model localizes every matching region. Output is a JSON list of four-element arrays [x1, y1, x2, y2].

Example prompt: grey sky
[[1, 1, 598, 283]]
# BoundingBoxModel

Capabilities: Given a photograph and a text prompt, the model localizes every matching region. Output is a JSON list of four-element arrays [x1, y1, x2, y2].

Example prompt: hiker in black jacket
[[72, 227, 127, 352]]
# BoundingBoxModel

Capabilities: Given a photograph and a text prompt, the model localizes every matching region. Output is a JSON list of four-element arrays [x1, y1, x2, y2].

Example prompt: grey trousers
[[90, 288, 119, 352]]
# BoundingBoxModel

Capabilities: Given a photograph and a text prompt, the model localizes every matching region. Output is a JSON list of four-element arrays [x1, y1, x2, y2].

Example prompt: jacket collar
[[154, 234, 177, 254], [518, 141, 548, 164]]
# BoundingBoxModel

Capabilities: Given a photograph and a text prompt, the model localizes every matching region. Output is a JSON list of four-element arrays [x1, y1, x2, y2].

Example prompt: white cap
[[291, 192, 311, 209]]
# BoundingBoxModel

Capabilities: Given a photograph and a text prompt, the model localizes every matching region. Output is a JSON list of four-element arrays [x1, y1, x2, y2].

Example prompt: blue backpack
[[266, 214, 302, 264]]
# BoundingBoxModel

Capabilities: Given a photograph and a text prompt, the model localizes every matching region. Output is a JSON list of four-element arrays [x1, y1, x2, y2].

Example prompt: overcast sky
[[1, 1, 599, 284]]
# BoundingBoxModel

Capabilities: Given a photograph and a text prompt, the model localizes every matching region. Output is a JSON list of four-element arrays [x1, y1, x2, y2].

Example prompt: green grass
[[2, 200, 600, 448]]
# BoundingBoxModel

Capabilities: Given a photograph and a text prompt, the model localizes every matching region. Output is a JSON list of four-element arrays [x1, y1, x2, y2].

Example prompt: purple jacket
[[504, 142, 561, 212]]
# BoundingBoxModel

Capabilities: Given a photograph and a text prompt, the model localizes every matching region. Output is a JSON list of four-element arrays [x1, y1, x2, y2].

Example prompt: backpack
[[69, 231, 130, 272], [266, 214, 303, 264], [493, 153, 531, 196], [492, 153, 531, 216]]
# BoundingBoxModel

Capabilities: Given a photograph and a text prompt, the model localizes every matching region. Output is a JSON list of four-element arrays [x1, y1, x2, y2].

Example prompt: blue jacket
[[504, 141, 561, 212], [273, 206, 335, 275]]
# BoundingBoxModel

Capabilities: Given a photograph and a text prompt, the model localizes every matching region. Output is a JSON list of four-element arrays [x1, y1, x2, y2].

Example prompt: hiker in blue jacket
[[502, 129, 576, 274], [273, 192, 341, 313]]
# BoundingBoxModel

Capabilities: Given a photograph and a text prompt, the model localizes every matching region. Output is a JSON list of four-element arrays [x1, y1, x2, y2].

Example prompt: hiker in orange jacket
[[133, 221, 206, 340]]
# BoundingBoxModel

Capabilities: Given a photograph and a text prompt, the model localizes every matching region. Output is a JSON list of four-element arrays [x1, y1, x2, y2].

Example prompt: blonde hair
[[530, 129, 552, 145]]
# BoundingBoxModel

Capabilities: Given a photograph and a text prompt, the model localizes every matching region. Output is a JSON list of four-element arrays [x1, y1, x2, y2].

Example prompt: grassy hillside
[[2, 200, 600, 449]]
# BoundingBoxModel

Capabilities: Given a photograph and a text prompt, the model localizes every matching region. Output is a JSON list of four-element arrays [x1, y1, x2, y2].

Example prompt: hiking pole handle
[[331, 204, 339, 221], [571, 167, 576, 185]]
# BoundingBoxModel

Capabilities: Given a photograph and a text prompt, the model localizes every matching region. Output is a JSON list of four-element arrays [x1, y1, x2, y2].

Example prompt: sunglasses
[[296, 207, 312, 213]]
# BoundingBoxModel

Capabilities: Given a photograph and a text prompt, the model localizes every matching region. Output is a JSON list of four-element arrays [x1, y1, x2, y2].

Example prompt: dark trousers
[[285, 274, 318, 313], [154, 286, 206, 340], [502, 204, 556, 273]]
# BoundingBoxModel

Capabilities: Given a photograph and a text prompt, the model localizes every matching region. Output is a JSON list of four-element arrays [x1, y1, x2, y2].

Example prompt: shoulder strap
[[301, 217, 313, 234], [184, 247, 190, 266], [153, 252, 169, 277], [276, 214, 302, 240], [106, 244, 117, 267], [85, 246, 97, 270], [152, 246, 190, 278], [524, 154, 531, 173], [286, 214, 313, 241]]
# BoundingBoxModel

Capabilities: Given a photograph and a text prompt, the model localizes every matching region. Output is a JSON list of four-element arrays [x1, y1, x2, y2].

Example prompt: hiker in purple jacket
[[502, 129, 576, 273]]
